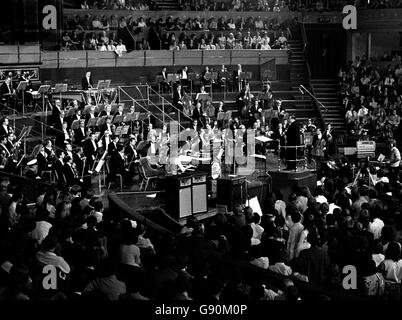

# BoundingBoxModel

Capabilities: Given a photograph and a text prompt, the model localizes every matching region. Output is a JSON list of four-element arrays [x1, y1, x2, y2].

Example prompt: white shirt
[[381, 259, 402, 283], [369, 218, 384, 240], [31, 220, 52, 244]]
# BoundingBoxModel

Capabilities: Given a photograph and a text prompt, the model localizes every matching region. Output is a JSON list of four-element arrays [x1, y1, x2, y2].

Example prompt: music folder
[[113, 115, 124, 124], [87, 117, 98, 127], [71, 120, 80, 131], [224, 111, 232, 120]]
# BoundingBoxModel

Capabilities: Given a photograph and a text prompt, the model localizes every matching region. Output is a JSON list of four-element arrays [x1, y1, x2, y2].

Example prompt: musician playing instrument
[[110, 144, 130, 187], [100, 116, 116, 135], [0, 77, 16, 108], [323, 123, 334, 156], [108, 134, 119, 155], [100, 104, 113, 117], [0, 117, 12, 137], [312, 127, 326, 163], [44, 139, 56, 165]]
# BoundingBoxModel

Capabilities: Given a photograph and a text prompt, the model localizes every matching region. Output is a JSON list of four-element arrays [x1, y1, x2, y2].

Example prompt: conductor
[[285, 115, 301, 170]]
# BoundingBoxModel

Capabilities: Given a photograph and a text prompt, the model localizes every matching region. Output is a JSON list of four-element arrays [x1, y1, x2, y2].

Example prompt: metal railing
[[300, 22, 326, 129]]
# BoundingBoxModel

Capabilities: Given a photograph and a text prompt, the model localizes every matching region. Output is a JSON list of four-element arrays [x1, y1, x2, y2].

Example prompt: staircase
[[287, 39, 316, 124], [310, 79, 345, 130], [154, 0, 180, 10]]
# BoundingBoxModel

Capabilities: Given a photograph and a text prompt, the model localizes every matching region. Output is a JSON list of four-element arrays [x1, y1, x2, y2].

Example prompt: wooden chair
[[138, 158, 158, 191]]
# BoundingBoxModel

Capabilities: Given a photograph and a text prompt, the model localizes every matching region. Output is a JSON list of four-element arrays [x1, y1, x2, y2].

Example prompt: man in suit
[[74, 120, 87, 146], [82, 71, 94, 90], [84, 131, 98, 169], [125, 137, 138, 180], [63, 155, 80, 187], [285, 115, 301, 170], [52, 150, 66, 185], [159, 66, 169, 93], [110, 144, 129, 188], [0, 77, 15, 109], [108, 135, 119, 155], [52, 100, 63, 126], [232, 64, 243, 92], [172, 84, 184, 111]]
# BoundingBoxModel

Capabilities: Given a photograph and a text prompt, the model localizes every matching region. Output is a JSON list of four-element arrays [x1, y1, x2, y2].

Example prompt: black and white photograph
[[0, 0, 402, 315]]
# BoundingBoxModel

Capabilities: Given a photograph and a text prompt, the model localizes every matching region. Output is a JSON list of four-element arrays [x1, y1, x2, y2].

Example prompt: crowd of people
[[62, 12, 295, 51], [75, 0, 402, 11], [338, 57, 402, 145]]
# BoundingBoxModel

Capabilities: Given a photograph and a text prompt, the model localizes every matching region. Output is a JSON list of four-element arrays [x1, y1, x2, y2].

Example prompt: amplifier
[[216, 175, 246, 212]]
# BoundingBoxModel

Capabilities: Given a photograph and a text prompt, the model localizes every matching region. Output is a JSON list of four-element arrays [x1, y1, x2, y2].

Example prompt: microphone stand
[[299, 84, 328, 113]]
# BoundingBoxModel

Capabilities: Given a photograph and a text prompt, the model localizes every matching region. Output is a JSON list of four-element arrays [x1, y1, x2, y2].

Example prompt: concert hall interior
[[1, 0, 402, 302]]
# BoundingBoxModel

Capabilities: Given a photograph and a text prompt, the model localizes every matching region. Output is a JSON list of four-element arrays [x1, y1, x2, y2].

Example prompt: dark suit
[[52, 159, 66, 184], [36, 152, 48, 177], [110, 152, 129, 186], [84, 139, 98, 168], [107, 141, 118, 155], [172, 89, 184, 111], [74, 127, 87, 146], [285, 120, 301, 170], [64, 163, 78, 186], [81, 76, 93, 90]]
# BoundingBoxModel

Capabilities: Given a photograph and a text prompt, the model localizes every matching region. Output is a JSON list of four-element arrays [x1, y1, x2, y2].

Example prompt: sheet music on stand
[[38, 85, 51, 95], [66, 108, 75, 118], [113, 115, 124, 124], [16, 81, 28, 92], [217, 112, 225, 121], [71, 120, 80, 130], [115, 126, 123, 135], [87, 118, 98, 127], [96, 116, 107, 127], [121, 125, 130, 135], [54, 83, 68, 93], [224, 111, 232, 121], [196, 93, 211, 102]]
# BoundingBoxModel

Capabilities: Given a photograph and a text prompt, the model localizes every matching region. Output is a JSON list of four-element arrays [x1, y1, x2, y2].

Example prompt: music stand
[[82, 105, 92, 116], [224, 111, 232, 121], [195, 93, 211, 103], [155, 75, 164, 94], [54, 83, 68, 105], [121, 125, 130, 135], [96, 116, 107, 127], [87, 117, 98, 128], [113, 115, 124, 124], [71, 120, 80, 131], [217, 112, 225, 122], [96, 80, 104, 90], [111, 103, 118, 114], [115, 125, 123, 136], [16, 81, 28, 116], [66, 108, 75, 118]]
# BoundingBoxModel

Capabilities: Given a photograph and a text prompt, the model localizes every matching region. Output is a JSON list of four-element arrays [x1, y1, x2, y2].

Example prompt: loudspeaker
[[217, 175, 246, 212], [164, 175, 193, 219], [192, 174, 208, 214]]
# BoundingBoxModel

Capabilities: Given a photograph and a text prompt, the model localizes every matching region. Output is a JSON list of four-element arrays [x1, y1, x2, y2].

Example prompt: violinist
[[44, 139, 56, 165], [74, 146, 91, 186], [125, 137, 139, 179], [0, 117, 11, 137], [56, 121, 72, 148], [100, 130, 112, 154], [65, 143, 74, 161], [0, 135, 11, 170]]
